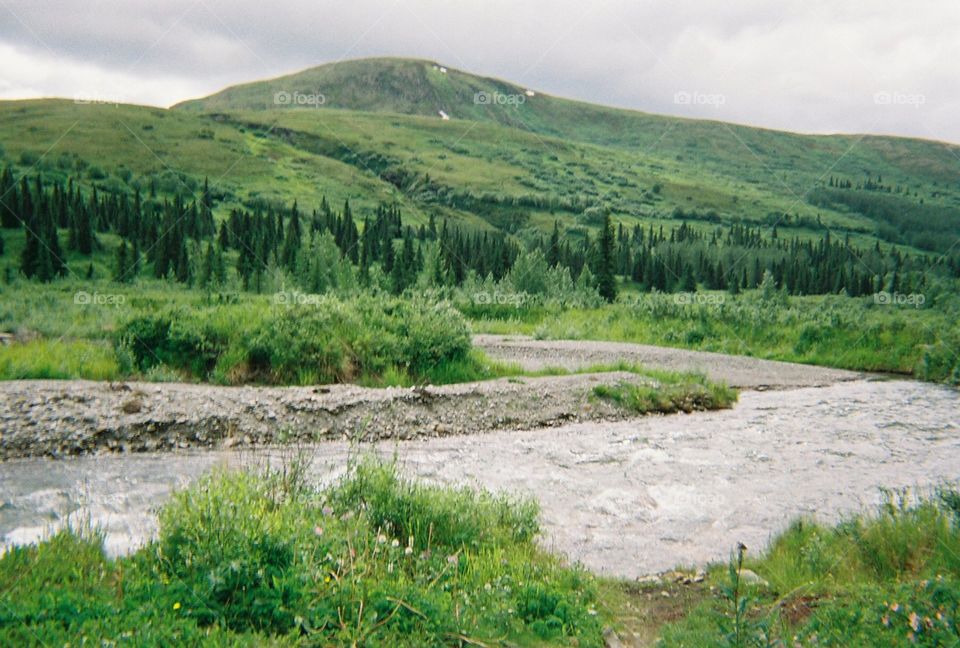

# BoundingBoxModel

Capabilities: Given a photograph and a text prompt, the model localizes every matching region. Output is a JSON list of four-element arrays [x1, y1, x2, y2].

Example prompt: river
[[2, 377, 957, 577]]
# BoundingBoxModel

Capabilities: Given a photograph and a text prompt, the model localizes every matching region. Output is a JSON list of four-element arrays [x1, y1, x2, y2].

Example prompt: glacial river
[[1, 378, 957, 577]]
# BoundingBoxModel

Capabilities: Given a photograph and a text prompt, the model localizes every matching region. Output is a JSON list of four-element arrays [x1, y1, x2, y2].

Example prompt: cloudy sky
[[1, 0, 957, 143]]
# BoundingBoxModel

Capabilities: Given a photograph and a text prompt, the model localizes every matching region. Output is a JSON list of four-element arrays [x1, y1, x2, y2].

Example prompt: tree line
[[1, 168, 955, 301]]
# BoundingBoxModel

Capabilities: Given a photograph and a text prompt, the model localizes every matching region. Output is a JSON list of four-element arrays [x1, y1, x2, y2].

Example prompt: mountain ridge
[[174, 56, 960, 149], [1, 57, 959, 255]]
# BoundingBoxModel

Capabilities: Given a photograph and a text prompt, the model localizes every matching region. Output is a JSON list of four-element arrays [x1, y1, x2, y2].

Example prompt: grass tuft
[[0, 459, 605, 646], [592, 371, 737, 414]]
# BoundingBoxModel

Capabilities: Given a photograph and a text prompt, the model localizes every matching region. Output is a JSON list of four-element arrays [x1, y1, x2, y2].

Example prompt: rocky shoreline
[[0, 372, 651, 459]]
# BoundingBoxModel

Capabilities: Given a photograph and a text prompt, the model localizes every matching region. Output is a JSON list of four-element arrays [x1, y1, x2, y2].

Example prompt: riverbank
[[3, 378, 957, 574], [0, 335, 871, 460]]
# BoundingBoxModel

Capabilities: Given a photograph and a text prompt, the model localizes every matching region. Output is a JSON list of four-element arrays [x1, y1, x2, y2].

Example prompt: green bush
[[0, 460, 604, 646], [115, 296, 472, 385], [660, 488, 960, 646]]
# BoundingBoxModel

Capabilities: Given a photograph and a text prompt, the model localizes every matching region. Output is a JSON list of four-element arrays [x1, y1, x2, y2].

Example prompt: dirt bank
[[0, 336, 872, 459], [0, 371, 658, 459]]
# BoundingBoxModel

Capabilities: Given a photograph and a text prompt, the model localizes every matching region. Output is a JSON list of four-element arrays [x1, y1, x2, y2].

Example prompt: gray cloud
[[1, 0, 957, 143]]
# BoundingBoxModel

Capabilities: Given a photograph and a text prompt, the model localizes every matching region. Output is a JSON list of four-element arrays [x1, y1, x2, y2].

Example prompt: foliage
[[115, 295, 471, 385], [591, 371, 737, 414], [0, 460, 604, 646], [659, 487, 960, 646]]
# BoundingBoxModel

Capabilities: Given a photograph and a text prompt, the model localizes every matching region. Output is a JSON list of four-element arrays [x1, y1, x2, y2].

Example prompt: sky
[[0, 0, 957, 143]]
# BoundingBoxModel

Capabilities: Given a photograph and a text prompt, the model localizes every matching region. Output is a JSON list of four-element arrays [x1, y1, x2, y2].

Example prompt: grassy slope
[[175, 57, 960, 227], [2, 57, 959, 251]]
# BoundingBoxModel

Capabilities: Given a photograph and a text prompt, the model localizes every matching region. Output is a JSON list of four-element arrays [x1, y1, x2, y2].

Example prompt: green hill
[[2, 57, 959, 253]]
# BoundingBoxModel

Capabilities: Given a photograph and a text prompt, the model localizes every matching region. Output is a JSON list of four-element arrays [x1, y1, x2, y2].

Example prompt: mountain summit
[[176, 57, 541, 126]]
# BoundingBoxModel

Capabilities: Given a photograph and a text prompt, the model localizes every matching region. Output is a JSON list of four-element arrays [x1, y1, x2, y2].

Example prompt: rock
[[120, 398, 143, 414], [603, 627, 623, 648], [738, 569, 768, 587]]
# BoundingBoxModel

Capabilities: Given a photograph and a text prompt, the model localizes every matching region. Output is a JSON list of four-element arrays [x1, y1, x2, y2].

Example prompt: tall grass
[[592, 369, 737, 414], [660, 487, 960, 646], [0, 460, 605, 646], [469, 290, 960, 384], [0, 339, 119, 380]]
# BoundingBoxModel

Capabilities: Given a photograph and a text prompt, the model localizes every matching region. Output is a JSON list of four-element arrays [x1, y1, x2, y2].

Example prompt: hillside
[[175, 58, 960, 249], [1, 57, 959, 255]]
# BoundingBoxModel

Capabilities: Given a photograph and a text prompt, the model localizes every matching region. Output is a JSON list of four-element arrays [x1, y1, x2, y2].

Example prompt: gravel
[[474, 334, 864, 389], [0, 372, 653, 459], [0, 336, 869, 459]]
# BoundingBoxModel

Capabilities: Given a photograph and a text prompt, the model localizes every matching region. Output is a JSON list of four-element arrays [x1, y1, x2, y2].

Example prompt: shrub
[[115, 296, 472, 385], [0, 461, 605, 646]]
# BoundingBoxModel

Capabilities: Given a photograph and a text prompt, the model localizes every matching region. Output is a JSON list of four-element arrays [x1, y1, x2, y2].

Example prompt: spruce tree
[[547, 220, 561, 267], [0, 167, 19, 228], [596, 214, 617, 302], [281, 202, 302, 271], [114, 240, 129, 283]]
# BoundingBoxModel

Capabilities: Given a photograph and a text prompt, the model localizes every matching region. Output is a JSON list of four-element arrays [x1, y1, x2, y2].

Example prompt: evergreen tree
[[114, 240, 129, 283], [199, 240, 215, 288], [596, 214, 617, 302], [546, 220, 561, 267], [281, 202, 302, 271], [0, 167, 19, 228]]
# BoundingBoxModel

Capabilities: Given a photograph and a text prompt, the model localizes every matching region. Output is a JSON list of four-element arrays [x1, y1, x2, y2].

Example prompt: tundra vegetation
[[2, 460, 957, 646]]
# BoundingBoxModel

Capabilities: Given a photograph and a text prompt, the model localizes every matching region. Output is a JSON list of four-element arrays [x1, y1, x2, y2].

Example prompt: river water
[[1, 379, 957, 577]]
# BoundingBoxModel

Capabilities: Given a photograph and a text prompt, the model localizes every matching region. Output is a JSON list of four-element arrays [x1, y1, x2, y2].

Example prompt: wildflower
[[882, 615, 890, 626], [909, 612, 920, 632], [404, 546, 413, 556], [314, 526, 324, 536], [322, 506, 334, 516], [173, 602, 181, 611], [447, 554, 459, 566], [391, 538, 400, 548], [377, 534, 387, 544], [890, 603, 900, 612]]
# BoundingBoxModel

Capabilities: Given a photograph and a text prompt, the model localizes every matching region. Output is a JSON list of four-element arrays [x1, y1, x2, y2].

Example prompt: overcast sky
[[1, 0, 957, 143]]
